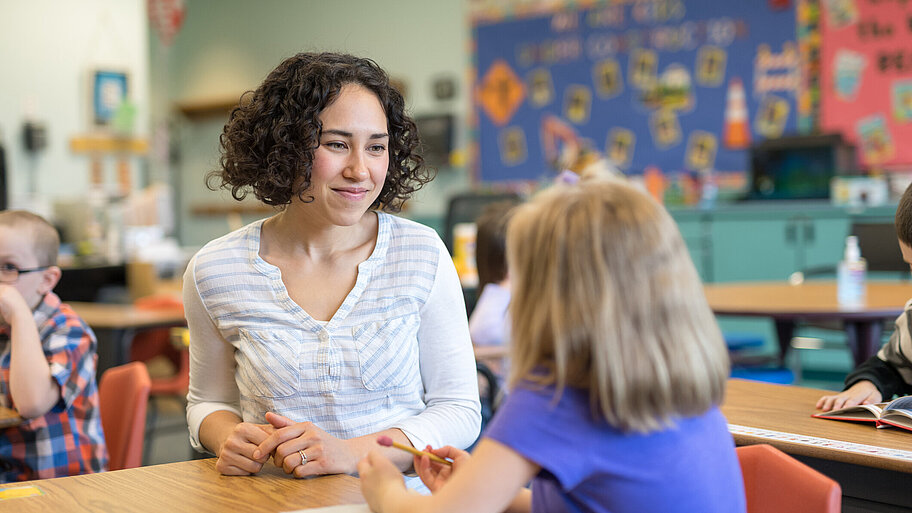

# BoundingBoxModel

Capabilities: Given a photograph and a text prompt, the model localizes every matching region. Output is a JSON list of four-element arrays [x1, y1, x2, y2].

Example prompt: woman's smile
[[332, 186, 371, 201]]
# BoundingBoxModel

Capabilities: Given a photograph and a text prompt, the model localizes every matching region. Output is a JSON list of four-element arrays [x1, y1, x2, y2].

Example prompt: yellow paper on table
[[0, 485, 43, 499]]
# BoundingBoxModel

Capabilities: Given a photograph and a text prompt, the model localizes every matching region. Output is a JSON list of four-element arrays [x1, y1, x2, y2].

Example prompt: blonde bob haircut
[[506, 178, 729, 433]]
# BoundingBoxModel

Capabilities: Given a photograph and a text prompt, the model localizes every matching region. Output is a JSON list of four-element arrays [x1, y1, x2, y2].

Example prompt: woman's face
[[307, 83, 389, 227]]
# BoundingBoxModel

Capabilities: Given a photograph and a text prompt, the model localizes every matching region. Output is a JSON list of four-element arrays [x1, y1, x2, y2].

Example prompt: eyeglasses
[[0, 263, 50, 283]]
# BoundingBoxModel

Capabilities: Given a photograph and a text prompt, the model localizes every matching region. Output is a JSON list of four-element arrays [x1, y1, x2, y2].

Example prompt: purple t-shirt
[[484, 384, 746, 513]]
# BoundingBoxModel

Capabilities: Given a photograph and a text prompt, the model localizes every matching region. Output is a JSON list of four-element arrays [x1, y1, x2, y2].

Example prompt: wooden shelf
[[176, 96, 242, 119], [69, 134, 148, 155]]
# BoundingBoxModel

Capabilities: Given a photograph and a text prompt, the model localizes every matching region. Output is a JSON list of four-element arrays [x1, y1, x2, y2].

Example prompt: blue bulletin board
[[472, 0, 802, 183]]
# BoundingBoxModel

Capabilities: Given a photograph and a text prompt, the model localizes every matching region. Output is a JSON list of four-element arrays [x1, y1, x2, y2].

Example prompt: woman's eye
[[0, 263, 17, 272], [368, 144, 386, 153], [324, 141, 346, 150]]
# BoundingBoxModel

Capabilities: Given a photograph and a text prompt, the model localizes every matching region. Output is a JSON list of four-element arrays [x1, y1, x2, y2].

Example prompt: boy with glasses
[[0, 210, 107, 481]]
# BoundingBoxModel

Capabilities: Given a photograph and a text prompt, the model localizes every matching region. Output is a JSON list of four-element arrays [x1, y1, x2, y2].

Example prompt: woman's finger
[[255, 423, 308, 460], [291, 444, 327, 477], [265, 411, 296, 428]]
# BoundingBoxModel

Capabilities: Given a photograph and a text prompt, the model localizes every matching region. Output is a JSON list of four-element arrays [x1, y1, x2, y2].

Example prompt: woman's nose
[[344, 151, 370, 180]]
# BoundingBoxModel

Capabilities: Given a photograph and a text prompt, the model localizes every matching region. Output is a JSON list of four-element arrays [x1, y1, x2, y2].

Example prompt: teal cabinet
[[674, 213, 710, 281], [710, 215, 849, 282], [802, 217, 853, 273], [711, 217, 799, 282], [669, 203, 893, 283]]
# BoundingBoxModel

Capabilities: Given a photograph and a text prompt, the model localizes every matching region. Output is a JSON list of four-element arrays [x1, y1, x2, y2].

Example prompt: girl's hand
[[214, 421, 276, 475], [816, 380, 882, 411], [358, 450, 406, 513], [414, 445, 470, 493], [257, 412, 359, 477]]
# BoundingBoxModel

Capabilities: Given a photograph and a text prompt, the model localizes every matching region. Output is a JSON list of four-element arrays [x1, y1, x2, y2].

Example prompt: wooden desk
[[68, 302, 187, 377], [0, 406, 21, 429], [704, 281, 912, 366], [722, 379, 912, 511], [0, 458, 364, 513], [68, 302, 187, 331]]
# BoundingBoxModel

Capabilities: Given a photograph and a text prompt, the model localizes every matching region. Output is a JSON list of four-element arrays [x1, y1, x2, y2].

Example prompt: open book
[[813, 395, 912, 432]]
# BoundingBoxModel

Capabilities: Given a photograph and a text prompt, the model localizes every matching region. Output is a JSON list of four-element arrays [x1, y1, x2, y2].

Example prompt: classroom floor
[[145, 397, 196, 466]]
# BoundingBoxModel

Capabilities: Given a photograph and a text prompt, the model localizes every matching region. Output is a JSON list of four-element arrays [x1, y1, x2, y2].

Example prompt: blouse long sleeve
[[183, 256, 243, 453], [391, 240, 482, 451]]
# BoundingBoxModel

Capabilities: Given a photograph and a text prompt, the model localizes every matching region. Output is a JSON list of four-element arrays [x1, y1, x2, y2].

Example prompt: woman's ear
[[38, 266, 62, 296]]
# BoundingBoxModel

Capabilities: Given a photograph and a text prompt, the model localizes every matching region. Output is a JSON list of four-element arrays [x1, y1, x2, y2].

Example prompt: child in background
[[468, 200, 519, 348], [359, 179, 745, 513], [817, 181, 912, 411], [0, 211, 107, 481]]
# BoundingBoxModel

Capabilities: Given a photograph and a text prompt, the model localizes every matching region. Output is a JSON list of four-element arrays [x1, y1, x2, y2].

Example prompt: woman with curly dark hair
[[183, 52, 481, 484]]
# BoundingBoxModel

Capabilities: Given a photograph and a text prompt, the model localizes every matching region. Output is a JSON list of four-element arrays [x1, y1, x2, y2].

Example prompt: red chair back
[[737, 444, 841, 513], [99, 361, 151, 470], [130, 328, 189, 396]]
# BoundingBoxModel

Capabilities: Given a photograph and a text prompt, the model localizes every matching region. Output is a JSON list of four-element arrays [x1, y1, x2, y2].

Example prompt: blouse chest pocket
[[352, 313, 421, 391], [236, 328, 300, 399]]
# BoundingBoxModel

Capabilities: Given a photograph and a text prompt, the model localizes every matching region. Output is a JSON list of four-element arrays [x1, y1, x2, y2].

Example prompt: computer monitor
[[851, 222, 908, 273], [749, 134, 856, 200]]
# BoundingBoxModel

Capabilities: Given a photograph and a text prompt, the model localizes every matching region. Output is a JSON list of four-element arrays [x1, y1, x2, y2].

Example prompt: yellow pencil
[[376, 436, 453, 466]]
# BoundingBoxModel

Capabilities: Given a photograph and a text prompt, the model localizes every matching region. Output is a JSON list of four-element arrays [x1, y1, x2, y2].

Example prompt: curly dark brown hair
[[208, 52, 432, 212]]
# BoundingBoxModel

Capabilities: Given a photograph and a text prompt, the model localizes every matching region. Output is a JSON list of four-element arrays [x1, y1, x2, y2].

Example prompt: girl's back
[[358, 178, 747, 513], [486, 384, 745, 513]]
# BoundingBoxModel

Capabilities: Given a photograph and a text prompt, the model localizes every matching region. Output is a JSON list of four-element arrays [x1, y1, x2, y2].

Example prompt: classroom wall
[[0, 0, 149, 217], [157, 0, 473, 247]]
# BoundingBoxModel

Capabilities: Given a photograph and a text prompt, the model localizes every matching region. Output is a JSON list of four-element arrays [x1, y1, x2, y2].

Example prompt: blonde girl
[[359, 178, 745, 513]]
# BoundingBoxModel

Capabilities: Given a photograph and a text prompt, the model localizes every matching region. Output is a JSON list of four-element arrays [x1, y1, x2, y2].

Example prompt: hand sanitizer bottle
[[837, 235, 867, 307]]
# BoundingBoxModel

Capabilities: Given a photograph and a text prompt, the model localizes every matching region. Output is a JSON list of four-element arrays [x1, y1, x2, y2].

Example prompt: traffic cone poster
[[723, 77, 751, 149]]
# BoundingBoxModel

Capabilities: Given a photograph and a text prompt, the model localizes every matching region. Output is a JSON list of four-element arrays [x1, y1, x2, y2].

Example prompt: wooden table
[[0, 458, 364, 512], [68, 302, 187, 377], [704, 281, 912, 366], [722, 379, 912, 511]]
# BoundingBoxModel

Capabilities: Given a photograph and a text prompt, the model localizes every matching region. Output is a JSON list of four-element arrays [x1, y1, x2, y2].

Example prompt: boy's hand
[[816, 380, 882, 411], [414, 445, 470, 493], [0, 285, 32, 326]]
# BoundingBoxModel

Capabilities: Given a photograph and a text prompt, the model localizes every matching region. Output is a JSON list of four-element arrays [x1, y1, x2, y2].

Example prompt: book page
[[815, 402, 885, 419], [885, 395, 912, 413]]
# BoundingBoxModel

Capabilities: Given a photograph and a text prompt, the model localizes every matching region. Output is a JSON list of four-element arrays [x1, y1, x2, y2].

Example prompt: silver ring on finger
[[299, 449, 308, 466]]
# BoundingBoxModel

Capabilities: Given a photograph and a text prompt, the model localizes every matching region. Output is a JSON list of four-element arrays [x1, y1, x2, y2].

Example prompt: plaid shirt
[[0, 292, 108, 481]]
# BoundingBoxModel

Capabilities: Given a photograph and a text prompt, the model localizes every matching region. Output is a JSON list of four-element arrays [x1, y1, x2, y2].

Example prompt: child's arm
[[0, 286, 59, 418], [359, 438, 538, 513]]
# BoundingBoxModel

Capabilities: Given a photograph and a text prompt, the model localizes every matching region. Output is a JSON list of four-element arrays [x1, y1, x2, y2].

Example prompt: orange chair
[[737, 444, 841, 513], [99, 361, 151, 471], [130, 327, 190, 463]]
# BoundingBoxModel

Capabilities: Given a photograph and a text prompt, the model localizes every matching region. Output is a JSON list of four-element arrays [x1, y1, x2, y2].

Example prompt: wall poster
[[472, 0, 800, 183]]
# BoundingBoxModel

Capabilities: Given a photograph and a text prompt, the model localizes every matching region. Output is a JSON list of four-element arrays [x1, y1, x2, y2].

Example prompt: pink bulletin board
[[820, 0, 912, 170]]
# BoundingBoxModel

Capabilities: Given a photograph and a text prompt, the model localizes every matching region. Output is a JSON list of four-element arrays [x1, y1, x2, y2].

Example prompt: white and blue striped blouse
[[184, 212, 481, 454]]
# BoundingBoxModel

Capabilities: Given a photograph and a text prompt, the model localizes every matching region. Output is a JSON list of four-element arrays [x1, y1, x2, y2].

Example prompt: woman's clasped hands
[[216, 412, 359, 477], [254, 412, 359, 477]]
